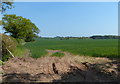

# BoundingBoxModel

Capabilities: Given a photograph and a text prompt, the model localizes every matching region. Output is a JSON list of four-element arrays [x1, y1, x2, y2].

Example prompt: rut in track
[[2, 50, 120, 82]]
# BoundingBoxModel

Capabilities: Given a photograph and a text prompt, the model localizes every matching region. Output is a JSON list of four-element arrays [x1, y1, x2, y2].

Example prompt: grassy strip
[[51, 52, 64, 57]]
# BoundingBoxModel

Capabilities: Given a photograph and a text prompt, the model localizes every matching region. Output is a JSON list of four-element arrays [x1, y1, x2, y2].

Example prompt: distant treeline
[[90, 35, 120, 39], [54, 36, 90, 40], [39, 35, 120, 40]]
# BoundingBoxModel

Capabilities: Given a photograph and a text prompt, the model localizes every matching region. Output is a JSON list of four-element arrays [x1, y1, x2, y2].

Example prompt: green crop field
[[24, 38, 119, 58]]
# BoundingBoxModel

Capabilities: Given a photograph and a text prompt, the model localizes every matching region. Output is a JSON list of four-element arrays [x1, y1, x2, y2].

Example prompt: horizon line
[[40, 34, 119, 37]]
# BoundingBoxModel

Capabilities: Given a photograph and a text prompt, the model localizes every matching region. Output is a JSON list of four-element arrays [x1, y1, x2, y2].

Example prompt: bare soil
[[1, 50, 120, 82]]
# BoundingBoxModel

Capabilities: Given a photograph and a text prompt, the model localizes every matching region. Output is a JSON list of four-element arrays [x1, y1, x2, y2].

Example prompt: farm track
[[1, 50, 120, 82]]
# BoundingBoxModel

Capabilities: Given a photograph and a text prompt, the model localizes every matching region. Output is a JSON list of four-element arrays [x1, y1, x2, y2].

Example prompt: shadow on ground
[[2, 60, 120, 83], [1, 54, 120, 83], [52, 60, 120, 82]]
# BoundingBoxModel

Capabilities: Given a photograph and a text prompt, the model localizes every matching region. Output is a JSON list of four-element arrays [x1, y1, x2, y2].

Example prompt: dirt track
[[1, 50, 120, 82]]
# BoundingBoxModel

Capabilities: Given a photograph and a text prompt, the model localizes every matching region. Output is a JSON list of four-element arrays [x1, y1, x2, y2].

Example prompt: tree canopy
[[0, 0, 14, 25], [2, 14, 40, 42], [0, 1, 14, 13]]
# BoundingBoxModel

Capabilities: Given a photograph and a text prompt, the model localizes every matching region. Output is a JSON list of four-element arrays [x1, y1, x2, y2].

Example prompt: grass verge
[[13, 45, 30, 57], [51, 52, 65, 57], [0, 60, 2, 65]]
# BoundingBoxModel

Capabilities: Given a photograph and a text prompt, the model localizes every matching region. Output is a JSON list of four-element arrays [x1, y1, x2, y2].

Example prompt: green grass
[[51, 52, 65, 57], [13, 45, 29, 57], [24, 38, 119, 58], [0, 60, 3, 65]]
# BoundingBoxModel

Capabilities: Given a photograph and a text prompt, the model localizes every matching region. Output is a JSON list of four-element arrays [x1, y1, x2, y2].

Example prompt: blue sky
[[3, 2, 118, 37]]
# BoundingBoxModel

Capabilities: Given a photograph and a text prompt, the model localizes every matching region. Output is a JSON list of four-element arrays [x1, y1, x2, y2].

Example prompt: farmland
[[24, 38, 119, 58]]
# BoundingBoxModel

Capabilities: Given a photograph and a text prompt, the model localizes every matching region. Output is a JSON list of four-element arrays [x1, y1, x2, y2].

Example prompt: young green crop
[[24, 38, 119, 58]]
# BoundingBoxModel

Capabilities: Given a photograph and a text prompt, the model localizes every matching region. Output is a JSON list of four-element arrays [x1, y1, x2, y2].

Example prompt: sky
[[1, 2, 118, 37], [3, 0, 120, 2]]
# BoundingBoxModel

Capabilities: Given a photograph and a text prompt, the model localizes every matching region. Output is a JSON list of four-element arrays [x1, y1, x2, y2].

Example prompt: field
[[24, 38, 119, 58]]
